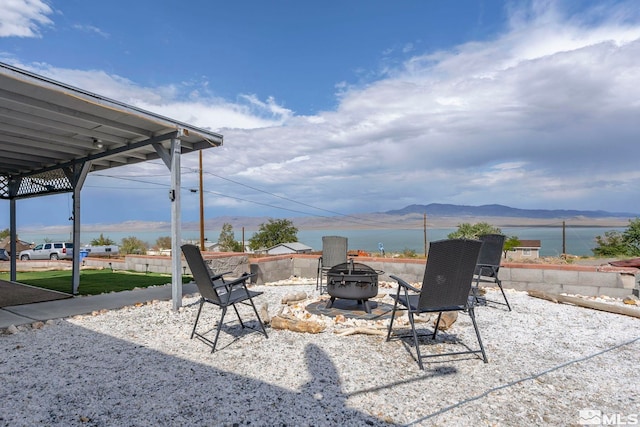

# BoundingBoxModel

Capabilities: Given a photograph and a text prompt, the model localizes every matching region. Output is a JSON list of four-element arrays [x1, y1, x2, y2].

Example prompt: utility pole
[[562, 221, 566, 257], [199, 150, 205, 251], [424, 213, 428, 256]]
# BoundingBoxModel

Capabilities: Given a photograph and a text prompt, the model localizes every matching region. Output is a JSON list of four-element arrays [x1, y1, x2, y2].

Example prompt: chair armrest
[[210, 271, 233, 281], [216, 273, 257, 289], [389, 275, 421, 293]]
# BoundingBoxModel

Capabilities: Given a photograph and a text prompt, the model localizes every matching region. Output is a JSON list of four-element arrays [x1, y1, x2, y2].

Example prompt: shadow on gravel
[[1, 323, 400, 425]]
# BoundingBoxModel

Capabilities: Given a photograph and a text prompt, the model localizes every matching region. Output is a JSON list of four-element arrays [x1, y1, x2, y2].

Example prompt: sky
[[1, 0, 640, 231]]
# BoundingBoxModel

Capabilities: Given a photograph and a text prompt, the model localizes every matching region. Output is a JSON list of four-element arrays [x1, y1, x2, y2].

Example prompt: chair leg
[[319, 272, 325, 295], [248, 298, 269, 338], [232, 304, 245, 328], [407, 310, 424, 370], [191, 298, 205, 339], [210, 306, 228, 353], [469, 307, 488, 363], [432, 312, 442, 339], [316, 261, 325, 294], [496, 278, 511, 311], [386, 298, 400, 341]]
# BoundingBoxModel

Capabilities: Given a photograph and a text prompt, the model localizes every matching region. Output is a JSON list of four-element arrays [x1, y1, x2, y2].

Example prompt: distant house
[[206, 242, 252, 253], [0, 236, 32, 255], [508, 240, 541, 260], [266, 242, 313, 255], [182, 240, 219, 252], [205, 242, 223, 252]]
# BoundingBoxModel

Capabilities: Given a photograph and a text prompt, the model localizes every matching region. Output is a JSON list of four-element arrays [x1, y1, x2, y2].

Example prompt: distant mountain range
[[384, 203, 637, 219], [31, 203, 634, 235], [186, 203, 636, 231]]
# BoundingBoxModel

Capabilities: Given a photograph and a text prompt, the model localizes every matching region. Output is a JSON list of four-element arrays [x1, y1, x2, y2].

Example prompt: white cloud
[[12, 63, 290, 131], [0, 0, 53, 37], [204, 1, 640, 214], [72, 24, 109, 39], [10, 0, 640, 220]]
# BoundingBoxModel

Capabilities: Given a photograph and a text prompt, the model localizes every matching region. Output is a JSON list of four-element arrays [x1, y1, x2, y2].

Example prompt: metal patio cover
[[0, 61, 224, 308], [0, 61, 222, 196]]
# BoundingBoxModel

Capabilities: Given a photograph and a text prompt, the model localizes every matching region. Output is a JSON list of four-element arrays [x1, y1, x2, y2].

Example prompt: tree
[[248, 218, 298, 250], [90, 233, 115, 246], [503, 236, 521, 258], [593, 218, 640, 256], [120, 236, 148, 255], [0, 228, 9, 239], [623, 217, 640, 256], [593, 231, 627, 256], [218, 223, 243, 252], [447, 222, 502, 239], [155, 236, 172, 250]]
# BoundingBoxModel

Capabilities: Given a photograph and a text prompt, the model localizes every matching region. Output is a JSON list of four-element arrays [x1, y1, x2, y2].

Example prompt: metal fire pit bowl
[[325, 261, 383, 314]]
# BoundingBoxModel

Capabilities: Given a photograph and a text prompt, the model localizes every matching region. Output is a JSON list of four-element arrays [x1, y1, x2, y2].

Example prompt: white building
[[266, 242, 313, 255]]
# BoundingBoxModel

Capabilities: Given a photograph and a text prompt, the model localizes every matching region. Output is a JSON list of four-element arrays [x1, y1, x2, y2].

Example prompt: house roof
[[267, 242, 313, 252], [0, 61, 223, 200], [516, 240, 542, 248], [0, 236, 31, 253]]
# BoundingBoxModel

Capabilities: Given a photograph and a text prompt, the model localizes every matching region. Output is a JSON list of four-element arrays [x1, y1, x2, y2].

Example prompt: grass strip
[[0, 270, 192, 296]]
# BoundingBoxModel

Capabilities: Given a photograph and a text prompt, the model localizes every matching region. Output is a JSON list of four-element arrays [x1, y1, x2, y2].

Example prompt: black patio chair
[[316, 236, 348, 294], [386, 238, 487, 369], [181, 244, 268, 352], [472, 234, 511, 311]]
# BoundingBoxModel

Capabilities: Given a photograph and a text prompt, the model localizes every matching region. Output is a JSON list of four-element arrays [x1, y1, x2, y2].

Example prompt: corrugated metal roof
[[0, 62, 223, 199]]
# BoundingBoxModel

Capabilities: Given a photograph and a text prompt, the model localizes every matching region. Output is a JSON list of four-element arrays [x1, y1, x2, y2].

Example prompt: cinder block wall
[[81, 252, 250, 277], [251, 255, 639, 298], [181, 252, 250, 277], [250, 256, 295, 284], [77, 253, 639, 298], [499, 263, 638, 298]]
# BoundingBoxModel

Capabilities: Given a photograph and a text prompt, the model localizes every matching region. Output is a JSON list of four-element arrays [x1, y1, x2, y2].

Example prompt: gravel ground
[[1, 279, 639, 426]]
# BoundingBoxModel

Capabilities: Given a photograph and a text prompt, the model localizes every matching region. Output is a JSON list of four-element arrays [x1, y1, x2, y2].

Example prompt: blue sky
[[1, 0, 640, 232]]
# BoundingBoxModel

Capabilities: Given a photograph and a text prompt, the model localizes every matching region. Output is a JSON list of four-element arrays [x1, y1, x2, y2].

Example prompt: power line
[[90, 171, 407, 228], [184, 167, 403, 228]]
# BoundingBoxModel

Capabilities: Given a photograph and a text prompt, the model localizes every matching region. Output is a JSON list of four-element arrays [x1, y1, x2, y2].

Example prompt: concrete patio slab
[[0, 282, 198, 329]]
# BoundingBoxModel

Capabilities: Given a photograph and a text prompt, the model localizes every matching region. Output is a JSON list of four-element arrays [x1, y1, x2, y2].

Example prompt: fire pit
[[325, 261, 382, 313]]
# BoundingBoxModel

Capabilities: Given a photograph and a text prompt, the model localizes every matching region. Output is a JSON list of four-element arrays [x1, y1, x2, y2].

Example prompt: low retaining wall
[[11, 253, 637, 299], [249, 255, 639, 298], [499, 262, 638, 298], [80, 252, 250, 277]]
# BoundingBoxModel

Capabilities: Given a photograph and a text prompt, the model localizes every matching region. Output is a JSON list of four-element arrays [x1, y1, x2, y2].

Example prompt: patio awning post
[[170, 136, 182, 310]]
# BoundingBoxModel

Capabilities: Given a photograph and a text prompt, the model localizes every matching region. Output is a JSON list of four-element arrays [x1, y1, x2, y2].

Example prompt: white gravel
[[1, 279, 639, 426]]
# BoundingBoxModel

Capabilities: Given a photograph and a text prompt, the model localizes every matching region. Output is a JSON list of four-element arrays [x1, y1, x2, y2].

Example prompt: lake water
[[18, 226, 625, 257], [297, 227, 624, 257]]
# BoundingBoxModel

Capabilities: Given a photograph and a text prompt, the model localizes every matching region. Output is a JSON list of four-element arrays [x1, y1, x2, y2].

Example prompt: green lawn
[[0, 270, 192, 296]]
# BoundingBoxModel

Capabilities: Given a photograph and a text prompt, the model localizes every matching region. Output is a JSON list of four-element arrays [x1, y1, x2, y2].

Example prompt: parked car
[[0, 248, 9, 261], [19, 242, 73, 260]]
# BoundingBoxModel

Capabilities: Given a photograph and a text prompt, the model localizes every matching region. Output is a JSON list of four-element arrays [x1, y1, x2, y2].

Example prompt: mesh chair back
[[181, 244, 221, 304], [321, 236, 348, 268], [417, 239, 482, 310], [476, 234, 505, 268]]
